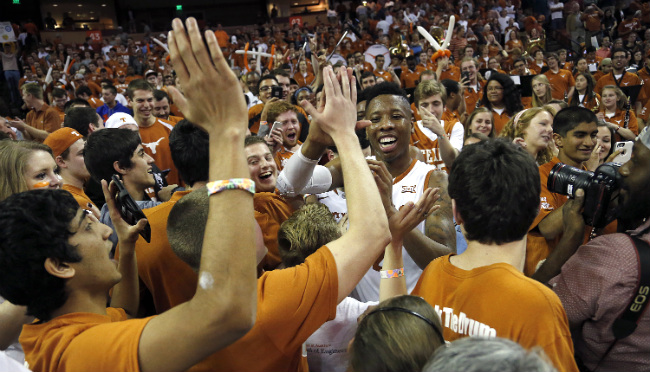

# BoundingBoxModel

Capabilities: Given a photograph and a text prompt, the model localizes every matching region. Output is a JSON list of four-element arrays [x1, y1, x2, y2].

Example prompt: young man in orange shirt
[[0, 18, 258, 372], [595, 48, 645, 115], [127, 79, 181, 185], [266, 100, 302, 171], [152, 90, 183, 123], [543, 52, 575, 100], [410, 139, 580, 372], [9, 83, 62, 142]]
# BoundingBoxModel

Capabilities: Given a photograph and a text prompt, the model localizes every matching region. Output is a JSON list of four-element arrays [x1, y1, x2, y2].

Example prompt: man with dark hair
[[126, 79, 181, 185], [278, 81, 455, 301], [76, 85, 104, 109], [97, 84, 131, 121], [9, 83, 61, 142], [63, 106, 104, 137], [248, 75, 279, 134], [64, 98, 92, 112], [400, 55, 421, 89], [595, 48, 645, 114], [152, 90, 182, 123], [525, 107, 613, 275], [545, 127, 650, 370], [411, 139, 579, 372], [85, 128, 159, 251], [360, 71, 377, 90], [165, 65, 390, 372], [0, 17, 258, 371], [50, 87, 69, 121], [271, 68, 292, 102]]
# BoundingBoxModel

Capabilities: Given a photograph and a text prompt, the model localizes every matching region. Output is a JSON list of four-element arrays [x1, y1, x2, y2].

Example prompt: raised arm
[[136, 18, 257, 372], [302, 66, 391, 303]]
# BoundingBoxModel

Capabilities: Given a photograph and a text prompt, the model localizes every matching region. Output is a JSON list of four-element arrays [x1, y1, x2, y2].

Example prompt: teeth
[[380, 137, 397, 144]]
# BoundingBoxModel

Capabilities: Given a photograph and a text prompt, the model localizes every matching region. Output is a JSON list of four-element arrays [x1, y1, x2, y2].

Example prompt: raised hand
[[102, 179, 147, 247], [166, 17, 247, 135], [419, 106, 445, 137]]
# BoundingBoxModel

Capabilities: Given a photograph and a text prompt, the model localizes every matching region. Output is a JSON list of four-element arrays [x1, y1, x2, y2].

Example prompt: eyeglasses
[[259, 86, 275, 92]]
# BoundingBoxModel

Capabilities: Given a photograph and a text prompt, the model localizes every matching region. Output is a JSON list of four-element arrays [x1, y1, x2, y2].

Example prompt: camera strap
[[589, 233, 650, 371]]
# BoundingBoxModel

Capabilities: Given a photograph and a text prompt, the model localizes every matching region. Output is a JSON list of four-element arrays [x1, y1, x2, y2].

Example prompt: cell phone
[[612, 141, 633, 164], [111, 175, 151, 243], [461, 71, 470, 81], [270, 121, 283, 134], [271, 86, 283, 99]]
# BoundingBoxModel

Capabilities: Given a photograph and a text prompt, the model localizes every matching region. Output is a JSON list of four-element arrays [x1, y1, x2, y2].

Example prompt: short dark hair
[[102, 85, 117, 96], [63, 107, 101, 137], [448, 139, 540, 245], [553, 106, 598, 137], [169, 120, 209, 187], [364, 82, 409, 113], [441, 79, 460, 96], [153, 89, 169, 102], [64, 98, 92, 112], [126, 79, 154, 99], [361, 71, 375, 81], [75, 85, 92, 98], [244, 134, 270, 149], [610, 47, 626, 57], [271, 69, 290, 79], [0, 190, 82, 321], [51, 87, 67, 99], [85, 129, 141, 183], [258, 74, 278, 91]]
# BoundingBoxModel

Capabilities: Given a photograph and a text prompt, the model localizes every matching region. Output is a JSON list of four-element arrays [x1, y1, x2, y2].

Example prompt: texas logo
[[402, 185, 417, 193]]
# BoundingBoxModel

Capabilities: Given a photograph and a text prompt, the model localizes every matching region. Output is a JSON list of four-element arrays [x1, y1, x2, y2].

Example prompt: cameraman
[[525, 107, 616, 276], [542, 127, 650, 371]]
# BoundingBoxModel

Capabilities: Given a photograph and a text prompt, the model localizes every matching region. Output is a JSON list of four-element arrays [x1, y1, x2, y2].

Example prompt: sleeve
[[548, 234, 638, 328], [568, 71, 575, 87], [61, 315, 153, 372], [258, 247, 339, 353], [628, 111, 639, 135], [449, 122, 464, 151]]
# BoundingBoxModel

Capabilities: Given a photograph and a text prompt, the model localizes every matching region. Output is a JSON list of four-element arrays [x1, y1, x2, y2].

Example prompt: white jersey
[[316, 189, 347, 222], [351, 159, 436, 302]]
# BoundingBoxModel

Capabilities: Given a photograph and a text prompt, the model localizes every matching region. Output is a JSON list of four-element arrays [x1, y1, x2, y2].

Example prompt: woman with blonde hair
[[499, 107, 555, 165], [464, 107, 496, 140], [531, 75, 552, 108], [596, 85, 638, 141], [0, 140, 61, 202]]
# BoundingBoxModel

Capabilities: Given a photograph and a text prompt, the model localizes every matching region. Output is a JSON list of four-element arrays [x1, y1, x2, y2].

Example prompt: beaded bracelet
[[380, 267, 404, 279], [206, 178, 256, 196]]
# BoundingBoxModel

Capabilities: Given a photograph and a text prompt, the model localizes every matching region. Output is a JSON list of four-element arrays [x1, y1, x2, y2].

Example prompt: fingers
[[134, 218, 149, 232], [301, 99, 318, 118], [166, 86, 188, 117], [185, 18, 212, 73], [170, 19, 196, 80], [205, 30, 228, 74], [355, 120, 372, 130], [340, 67, 351, 101]]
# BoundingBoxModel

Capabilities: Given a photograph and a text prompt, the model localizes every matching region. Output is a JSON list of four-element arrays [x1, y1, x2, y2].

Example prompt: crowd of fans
[[0, 0, 649, 371]]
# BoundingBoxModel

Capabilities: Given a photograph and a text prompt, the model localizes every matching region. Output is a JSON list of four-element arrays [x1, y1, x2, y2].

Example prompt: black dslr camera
[[547, 162, 621, 229]]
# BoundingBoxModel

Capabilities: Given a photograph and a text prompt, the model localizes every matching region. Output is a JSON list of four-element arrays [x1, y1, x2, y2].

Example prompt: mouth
[[378, 135, 398, 152], [286, 132, 297, 142], [258, 171, 274, 181], [541, 135, 551, 142]]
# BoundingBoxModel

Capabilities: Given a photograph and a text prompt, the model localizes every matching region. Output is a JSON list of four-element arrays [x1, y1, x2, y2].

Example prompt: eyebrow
[[76, 212, 87, 231]]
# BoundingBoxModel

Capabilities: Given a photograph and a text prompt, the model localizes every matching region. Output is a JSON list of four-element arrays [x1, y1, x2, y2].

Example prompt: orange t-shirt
[[187, 247, 338, 372], [20, 308, 152, 372], [410, 120, 458, 173], [400, 69, 421, 89], [165, 115, 183, 124], [491, 108, 512, 135], [602, 108, 639, 140], [87, 96, 104, 109], [253, 191, 296, 270], [294, 72, 315, 88], [62, 184, 96, 211], [595, 72, 646, 104], [274, 143, 301, 171], [26, 103, 61, 137], [412, 255, 579, 372], [543, 69, 575, 100], [463, 81, 485, 115], [53, 105, 65, 122], [138, 118, 182, 186], [439, 65, 462, 82], [374, 69, 393, 82], [127, 190, 197, 313], [214, 30, 229, 48]]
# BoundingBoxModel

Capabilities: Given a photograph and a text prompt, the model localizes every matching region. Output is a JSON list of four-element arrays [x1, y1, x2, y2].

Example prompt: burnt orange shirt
[[139, 118, 182, 186], [294, 72, 315, 87], [253, 192, 296, 270], [400, 69, 421, 89], [374, 69, 393, 82], [602, 108, 639, 140], [62, 184, 96, 211], [463, 81, 485, 115], [491, 108, 512, 135], [26, 103, 61, 138], [543, 69, 575, 100], [595, 71, 646, 104]]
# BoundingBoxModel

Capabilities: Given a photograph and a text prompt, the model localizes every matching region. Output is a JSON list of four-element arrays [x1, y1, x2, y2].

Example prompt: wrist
[[301, 139, 327, 160]]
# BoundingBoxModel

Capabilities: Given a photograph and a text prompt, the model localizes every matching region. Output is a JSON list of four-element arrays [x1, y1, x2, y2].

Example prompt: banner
[[86, 30, 103, 43], [289, 16, 303, 27], [0, 22, 16, 42]]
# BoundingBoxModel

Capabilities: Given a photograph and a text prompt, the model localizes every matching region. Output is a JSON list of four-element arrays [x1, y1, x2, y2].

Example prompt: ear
[[553, 133, 563, 148], [451, 199, 464, 226], [44, 257, 75, 279], [55, 155, 67, 169], [113, 160, 128, 175]]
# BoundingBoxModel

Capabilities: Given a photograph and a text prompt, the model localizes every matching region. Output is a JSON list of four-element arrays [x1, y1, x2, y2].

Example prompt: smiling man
[[126, 79, 181, 185]]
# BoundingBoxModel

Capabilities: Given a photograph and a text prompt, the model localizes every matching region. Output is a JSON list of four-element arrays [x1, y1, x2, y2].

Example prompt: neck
[[107, 100, 117, 108], [558, 151, 582, 169], [491, 103, 505, 110], [380, 151, 413, 179], [577, 88, 586, 95], [450, 238, 526, 272], [551, 66, 559, 72], [124, 180, 146, 201], [32, 99, 44, 111], [61, 172, 85, 190], [136, 114, 155, 128], [613, 67, 625, 75], [605, 105, 617, 113], [49, 289, 110, 319]]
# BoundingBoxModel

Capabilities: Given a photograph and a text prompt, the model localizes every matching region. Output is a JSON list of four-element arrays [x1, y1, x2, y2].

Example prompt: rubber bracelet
[[206, 178, 256, 196], [260, 121, 268, 126], [380, 268, 404, 279]]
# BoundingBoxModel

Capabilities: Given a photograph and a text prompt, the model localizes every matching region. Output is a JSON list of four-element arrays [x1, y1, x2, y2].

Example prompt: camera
[[461, 71, 470, 82], [547, 162, 621, 228], [271, 86, 283, 99]]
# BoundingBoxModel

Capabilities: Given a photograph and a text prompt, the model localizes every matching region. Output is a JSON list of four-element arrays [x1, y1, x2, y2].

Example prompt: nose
[[49, 172, 62, 188], [145, 153, 154, 164], [585, 135, 595, 147], [102, 223, 113, 240]]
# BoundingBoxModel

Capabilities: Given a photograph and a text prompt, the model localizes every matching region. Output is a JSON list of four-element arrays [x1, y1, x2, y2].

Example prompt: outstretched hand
[[166, 17, 247, 135], [389, 188, 440, 242]]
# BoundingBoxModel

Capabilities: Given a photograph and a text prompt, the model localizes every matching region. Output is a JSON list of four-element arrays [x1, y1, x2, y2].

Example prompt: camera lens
[[547, 163, 594, 198]]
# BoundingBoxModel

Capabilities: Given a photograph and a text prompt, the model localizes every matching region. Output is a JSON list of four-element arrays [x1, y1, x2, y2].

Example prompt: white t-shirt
[[305, 297, 377, 372]]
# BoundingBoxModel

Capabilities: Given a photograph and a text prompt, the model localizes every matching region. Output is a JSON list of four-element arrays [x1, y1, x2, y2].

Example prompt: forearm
[[437, 137, 459, 170], [24, 125, 49, 141], [402, 223, 455, 269], [110, 245, 139, 316], [616, 127, 636, 140], [0, 301, 32, 350], [532, 224, 583, 283], [379, 238, 407, 301], [537, 206, 565, 239]]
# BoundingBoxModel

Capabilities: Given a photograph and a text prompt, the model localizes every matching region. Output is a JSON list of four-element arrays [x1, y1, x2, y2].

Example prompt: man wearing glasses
[[595, 48, 646, 115]]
